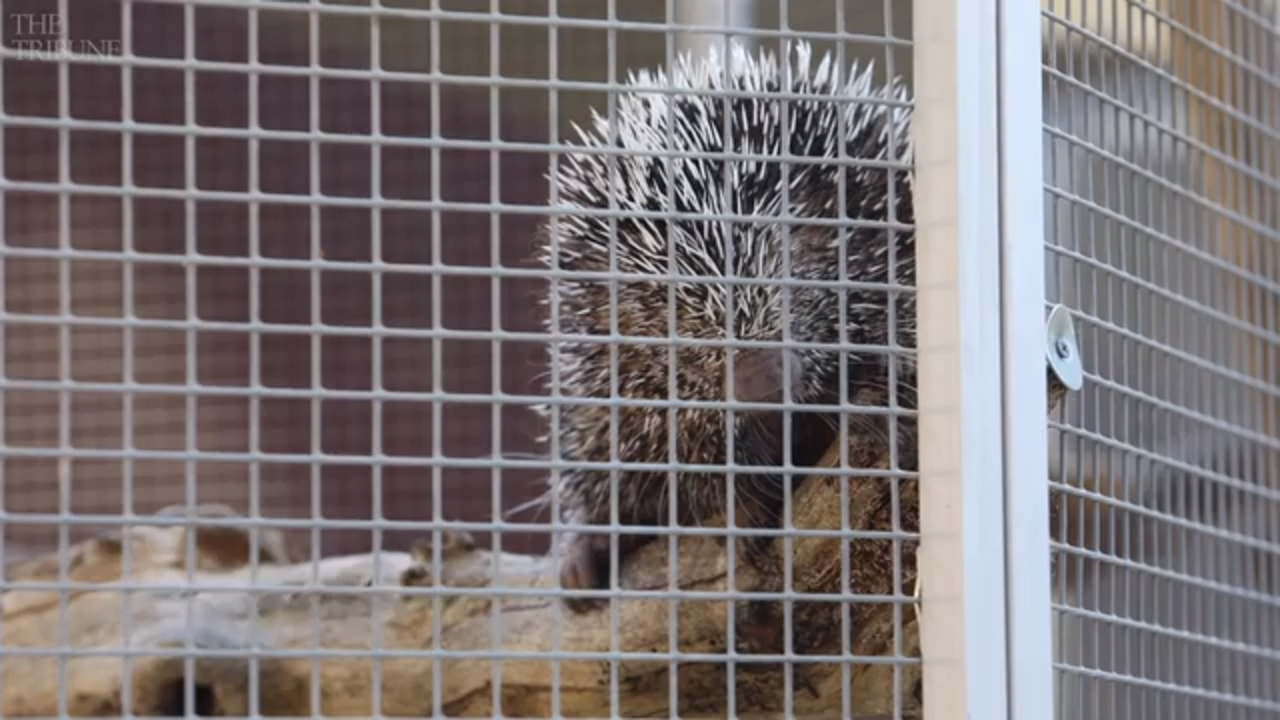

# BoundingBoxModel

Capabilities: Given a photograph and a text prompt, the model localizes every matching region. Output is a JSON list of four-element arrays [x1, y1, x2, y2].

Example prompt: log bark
[[0, 458, 921, 719], [2, 360, 1073, 718]]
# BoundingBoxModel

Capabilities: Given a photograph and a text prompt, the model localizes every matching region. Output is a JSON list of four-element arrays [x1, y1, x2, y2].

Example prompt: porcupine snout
[[731, 347, 806, 405]]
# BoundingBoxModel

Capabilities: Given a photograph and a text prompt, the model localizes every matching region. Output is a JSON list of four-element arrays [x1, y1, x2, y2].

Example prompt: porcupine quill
[[531, 41, 916, 615]]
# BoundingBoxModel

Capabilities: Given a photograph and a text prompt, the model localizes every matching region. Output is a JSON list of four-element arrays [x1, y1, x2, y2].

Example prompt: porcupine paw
[[729, 532, 790, 672], [557, 532, 616, 613]]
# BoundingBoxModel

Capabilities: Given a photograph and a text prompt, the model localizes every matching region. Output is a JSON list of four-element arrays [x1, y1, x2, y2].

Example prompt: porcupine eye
[[731, 347, 806, 405]]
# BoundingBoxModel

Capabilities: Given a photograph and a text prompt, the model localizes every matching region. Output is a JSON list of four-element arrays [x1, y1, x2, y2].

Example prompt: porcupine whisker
[[732, 482, 780, 523], [470, 449, 560, 521], [849, 414, 894, 451], [527, 368, 553, 389], [849, 379, 920, 407], [809, 404, 901, 455], [504, 495, 552, 522]]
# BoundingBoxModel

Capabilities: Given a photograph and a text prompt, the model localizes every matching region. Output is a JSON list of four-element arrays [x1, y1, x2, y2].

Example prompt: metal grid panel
[[1, 0, 563, 560], [1043, 0, 1280, 717], [0, 0, 1039, 717]]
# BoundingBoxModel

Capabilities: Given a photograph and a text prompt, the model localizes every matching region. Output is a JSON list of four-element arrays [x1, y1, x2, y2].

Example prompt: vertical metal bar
[[912, 0, 1011, 717], [544, 0, 564, 715], [485, 2, 504, 714], [427, 2, 446, 716], [181, 2, 199, 715], [119, 1, 138, 716], [997, 0, 1055, 717], [54, 1, 73, 716], [0, 5, 7, 711], [674, 0, 757, 58], [878, 6, 907, 715], [830, 9, 854, 716], [245, 2, 264, 717], [367, 3, 386, 717], [305, 6, 324, 719]]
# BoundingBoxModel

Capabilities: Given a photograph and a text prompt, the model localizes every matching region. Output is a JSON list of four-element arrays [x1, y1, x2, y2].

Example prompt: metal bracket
[[1045, 303, 1084, 413]]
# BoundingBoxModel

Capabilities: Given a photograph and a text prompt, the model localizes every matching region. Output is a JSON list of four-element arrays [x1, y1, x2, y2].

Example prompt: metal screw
[[1054, 338, 1071, 359]]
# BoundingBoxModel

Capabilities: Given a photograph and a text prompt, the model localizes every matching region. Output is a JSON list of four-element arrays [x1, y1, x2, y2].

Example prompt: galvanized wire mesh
[[0, 1, 934, 717], [1043, 0, 1280, 717]]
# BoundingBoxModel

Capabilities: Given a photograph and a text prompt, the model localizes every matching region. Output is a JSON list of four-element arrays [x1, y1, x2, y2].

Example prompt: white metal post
[[997, 0, 1056, 717], [915, 0, 1055, 715], [913, 0, 1026, 717]]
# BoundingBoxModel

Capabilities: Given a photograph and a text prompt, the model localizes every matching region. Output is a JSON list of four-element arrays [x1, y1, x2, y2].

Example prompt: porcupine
[[534, 41, 916, 612]]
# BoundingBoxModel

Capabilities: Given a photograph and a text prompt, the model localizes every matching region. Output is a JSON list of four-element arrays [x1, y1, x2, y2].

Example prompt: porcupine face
[[534, 41, 915, 532]]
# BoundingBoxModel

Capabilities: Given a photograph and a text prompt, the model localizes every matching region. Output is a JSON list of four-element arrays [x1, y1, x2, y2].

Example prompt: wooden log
[[0, 458, 920, 718]]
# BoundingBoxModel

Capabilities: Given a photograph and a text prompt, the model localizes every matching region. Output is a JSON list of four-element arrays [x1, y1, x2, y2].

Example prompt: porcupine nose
[[731, 347, 806, 405]]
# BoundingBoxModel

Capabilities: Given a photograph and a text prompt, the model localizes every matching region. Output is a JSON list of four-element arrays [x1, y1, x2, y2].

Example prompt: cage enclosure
[[1, 1, 1277, 718]]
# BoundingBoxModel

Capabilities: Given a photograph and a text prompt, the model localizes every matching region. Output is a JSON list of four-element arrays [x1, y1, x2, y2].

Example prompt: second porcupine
[[534, 41, 916, 609]]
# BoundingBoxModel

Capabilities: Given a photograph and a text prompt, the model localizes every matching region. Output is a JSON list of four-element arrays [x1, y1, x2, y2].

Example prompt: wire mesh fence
[[1043, 0, 1280, 717], [0, 1, 952, 717], [0, 0, 1274, 718]]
